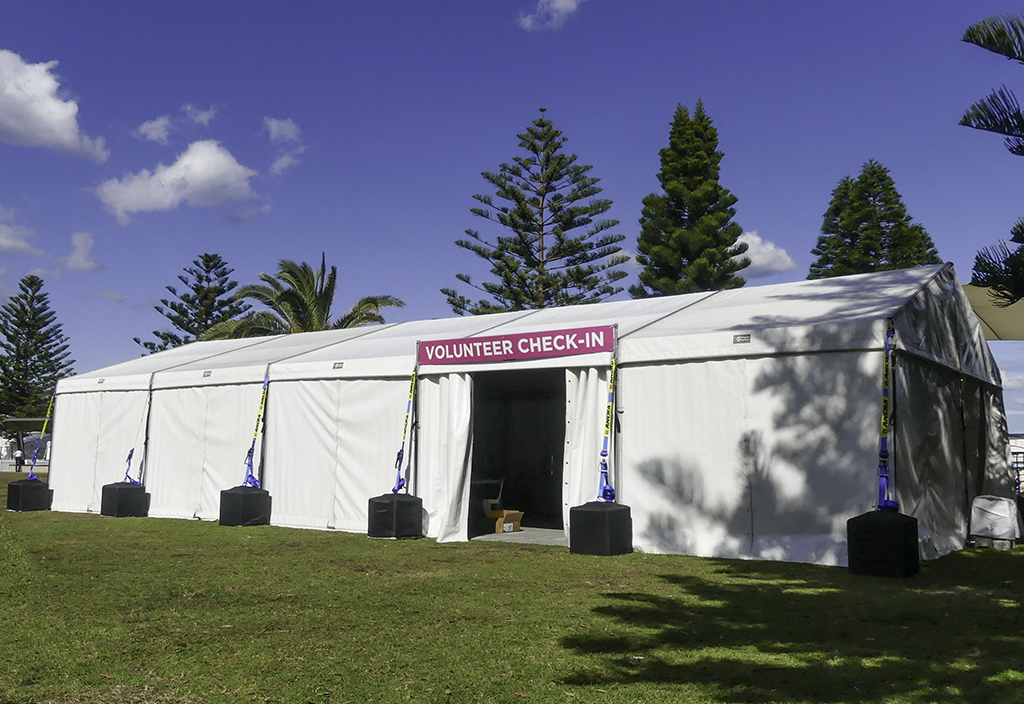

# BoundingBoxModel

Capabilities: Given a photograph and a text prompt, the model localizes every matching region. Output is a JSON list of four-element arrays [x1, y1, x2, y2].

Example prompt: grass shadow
[[560, 551, 1024, 703]]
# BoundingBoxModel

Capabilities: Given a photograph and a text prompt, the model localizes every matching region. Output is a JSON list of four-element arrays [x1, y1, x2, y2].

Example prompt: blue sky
[[2, 0, 1024, 419]]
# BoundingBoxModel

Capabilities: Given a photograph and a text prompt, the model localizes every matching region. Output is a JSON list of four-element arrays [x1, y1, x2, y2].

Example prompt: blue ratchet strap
[[27, 392, 55, 481], [393, 368, 418, 493], [598, 359, 617, 502], [243, 374, 270, 489], [123, 448, 141, 485], [877, 324, 898, 511], [124, 385, 151, 485]]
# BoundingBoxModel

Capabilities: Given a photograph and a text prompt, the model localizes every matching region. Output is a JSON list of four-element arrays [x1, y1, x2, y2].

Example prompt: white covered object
[[970, 495, 1020, 540]]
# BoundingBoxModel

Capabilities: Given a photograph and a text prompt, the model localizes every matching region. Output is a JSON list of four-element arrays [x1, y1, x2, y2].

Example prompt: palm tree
[[960, 12, 1024, 155], [201, 254, 404, 339]]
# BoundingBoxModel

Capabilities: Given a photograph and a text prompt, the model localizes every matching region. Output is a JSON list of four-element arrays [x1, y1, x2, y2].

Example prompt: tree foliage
[[631, 101, 749, 298], [961, 12, 1024, 305], [201, 254, 404, 339], [960, 12, 1024, 155], [808, 160, 941, 279], [0, 275, 74, 418], [442, 109, 629, 315], [971, 219, 1024, 306], [134, 253, 250, 353]]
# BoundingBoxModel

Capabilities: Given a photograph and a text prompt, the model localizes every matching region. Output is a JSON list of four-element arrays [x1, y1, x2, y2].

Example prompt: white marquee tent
[[50, 264, 1012, 565]]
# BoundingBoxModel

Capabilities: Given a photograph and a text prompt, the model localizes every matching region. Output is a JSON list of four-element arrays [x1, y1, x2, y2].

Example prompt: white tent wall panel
[[984, 389, 1013, 497], [50, 392, 101, 512], [264, 378, 409, 532], [622, 351, 880, 565], [143, 387, 206, 519], [331, 380, 410, 532], [563, 367, 609, 534], [961, 377, 987, 507], [742, 352, 879, 564], [895, 362, 973, 559], [264, 380, 342, 529], [416, 373, 473, 542], [199, 384, 261, 519], [622, 359, 751, 559], [50, 390, 150, 512], [145, 384, 264, 520]]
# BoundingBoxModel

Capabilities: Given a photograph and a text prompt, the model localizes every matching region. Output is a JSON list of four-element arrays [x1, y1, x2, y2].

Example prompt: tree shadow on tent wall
[[632, 341, 876, 563], [557, 551, 1024, 703], [630, 276, 986, 564]]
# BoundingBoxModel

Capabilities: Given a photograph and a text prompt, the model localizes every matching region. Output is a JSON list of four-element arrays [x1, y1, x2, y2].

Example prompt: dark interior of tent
[[468, 368, 565, 537]]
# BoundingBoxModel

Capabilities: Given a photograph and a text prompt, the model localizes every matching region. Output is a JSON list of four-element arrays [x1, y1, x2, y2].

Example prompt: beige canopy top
[[963, 285, 1024, 341]]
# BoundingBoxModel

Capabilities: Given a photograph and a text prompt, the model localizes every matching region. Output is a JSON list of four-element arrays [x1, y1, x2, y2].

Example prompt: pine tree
[[960, 12, 1024, 155], [971, 219, 1024, 306], [0, 275, 74, 418], [961, 12, 1024, 304], [631, 101, 749, 298], [441, 108, 629, 315], [134, 253, 250, 353], [808, 160, 941, 279]]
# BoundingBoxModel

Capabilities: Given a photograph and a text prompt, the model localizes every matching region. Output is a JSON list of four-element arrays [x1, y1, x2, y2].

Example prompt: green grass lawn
[[2, 473, 1023, 704]]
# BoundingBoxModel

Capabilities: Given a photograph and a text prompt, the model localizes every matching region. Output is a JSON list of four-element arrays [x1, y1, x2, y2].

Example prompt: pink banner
[[418, 325, 615, 366]]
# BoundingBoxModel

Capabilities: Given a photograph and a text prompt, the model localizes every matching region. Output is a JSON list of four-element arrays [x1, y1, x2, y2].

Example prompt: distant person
[[14, 448, 24, 472]]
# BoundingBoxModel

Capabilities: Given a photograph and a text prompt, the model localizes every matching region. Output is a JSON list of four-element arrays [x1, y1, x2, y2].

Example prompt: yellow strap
[[38, 393, 55, 438], [252, 379, 270, 442], [401, 369, 417, 446], [880, 331, 892, 441], [603, 359, 617, 443]]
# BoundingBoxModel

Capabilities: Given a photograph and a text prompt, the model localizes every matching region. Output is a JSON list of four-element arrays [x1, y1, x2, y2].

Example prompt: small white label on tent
[[733, 334, 751, 344], [97, 378, 105, 384], [203, 371, 212, 377], [333, 362, 344, 369]]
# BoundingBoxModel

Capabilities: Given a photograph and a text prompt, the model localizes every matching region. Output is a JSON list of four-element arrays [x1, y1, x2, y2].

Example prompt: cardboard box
[[487, 509, 524, 533]]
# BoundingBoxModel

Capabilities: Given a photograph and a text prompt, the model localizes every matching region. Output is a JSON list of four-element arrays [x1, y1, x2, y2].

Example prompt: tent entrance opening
[[469, 368, 565, 538]]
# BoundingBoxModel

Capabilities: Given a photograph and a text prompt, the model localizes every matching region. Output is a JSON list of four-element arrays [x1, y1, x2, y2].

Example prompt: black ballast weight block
[[101, 482, 150, 517], [219, 485, 272, 526], [570, 501, 633, 555], [368, 493, 423, 538], [6, 478, 53, 512], [847, 510, 920, 578]]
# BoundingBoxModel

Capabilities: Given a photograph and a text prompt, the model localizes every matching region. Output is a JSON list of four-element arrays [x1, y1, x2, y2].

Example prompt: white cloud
[[0, 49, 108, 161], [518, 0, 587, 31], [264, 117, 305, 175], [270, 153, 301, 176], [134, 115, 171, 144], [29, 266, 60, 280], [264, 117, 301, 143], [0, 207, 45, 256], [1000, 371, 1024, 390], [66, 231, 101, 271], [183, 103, 217, 126], [95, 140, 258, 224], [735, 231, 797, 279], [98, 288, 125, 302], [616, 247, 642, 272], [226, 203, 272, 226]]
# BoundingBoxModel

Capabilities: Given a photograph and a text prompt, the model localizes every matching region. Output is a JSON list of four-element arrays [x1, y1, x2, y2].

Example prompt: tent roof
[[150, 327, 386, 389], [2, 418, 48, 432], [58, 264, 998, 392]]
